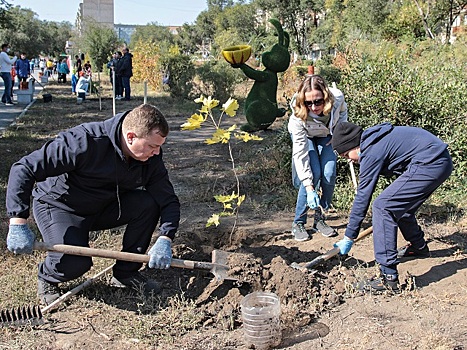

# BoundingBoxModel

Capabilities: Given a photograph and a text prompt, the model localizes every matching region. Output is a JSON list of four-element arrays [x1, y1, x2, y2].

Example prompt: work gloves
[[334, 236, 354, 255], [148, 236, 172, 269], [306, 189, 320, 210], [7, 224, 35, 254]]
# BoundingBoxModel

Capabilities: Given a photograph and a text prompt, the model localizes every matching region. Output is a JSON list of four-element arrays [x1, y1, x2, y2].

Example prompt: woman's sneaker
[[291, 222, 310, 241], [314, 219, 338, 237], [313, 208, 338, 237], [397, 243, 430, 259]]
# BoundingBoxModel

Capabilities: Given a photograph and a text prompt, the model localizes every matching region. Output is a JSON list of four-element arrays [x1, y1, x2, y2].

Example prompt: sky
[[11, 0, 208, 26]]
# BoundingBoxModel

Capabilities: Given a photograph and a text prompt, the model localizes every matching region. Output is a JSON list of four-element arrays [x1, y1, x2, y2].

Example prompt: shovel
[[291, 226, 373, 272], [32, 241, 236, 282], [0, 243, 235, 328]]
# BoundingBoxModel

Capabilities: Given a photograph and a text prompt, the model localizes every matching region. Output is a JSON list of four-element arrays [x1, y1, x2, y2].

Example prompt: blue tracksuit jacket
[[345, 122, 448, 239]]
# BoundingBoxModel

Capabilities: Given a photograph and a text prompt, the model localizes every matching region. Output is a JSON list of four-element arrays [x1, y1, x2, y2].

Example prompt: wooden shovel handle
[[33, 242, 206, 270]]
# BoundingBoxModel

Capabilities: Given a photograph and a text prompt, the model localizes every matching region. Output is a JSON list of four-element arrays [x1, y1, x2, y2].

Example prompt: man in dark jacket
[[331, 122, 453, 292], [6, 104, 180, 305], [116, 47, 133, 100]]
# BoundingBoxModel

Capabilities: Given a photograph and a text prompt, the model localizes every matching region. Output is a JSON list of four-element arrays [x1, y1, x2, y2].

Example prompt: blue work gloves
[[7, 224, 35, 254], [306, 189, 320, 210], [148, 236, 172, 269], [333, 236, 354, 255]]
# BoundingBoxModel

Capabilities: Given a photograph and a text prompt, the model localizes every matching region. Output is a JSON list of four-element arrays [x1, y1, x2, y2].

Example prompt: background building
[[76, 0, 115, 35]]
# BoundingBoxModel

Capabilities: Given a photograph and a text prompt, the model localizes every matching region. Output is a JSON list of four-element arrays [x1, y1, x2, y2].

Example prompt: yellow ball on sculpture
[[221, 45, 252, 65]]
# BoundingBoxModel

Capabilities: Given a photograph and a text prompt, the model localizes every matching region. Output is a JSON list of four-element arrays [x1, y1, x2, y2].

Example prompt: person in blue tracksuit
[[15, 52, 30, 88], [6, 104, 180, 305], [331, 122, 453, 292]]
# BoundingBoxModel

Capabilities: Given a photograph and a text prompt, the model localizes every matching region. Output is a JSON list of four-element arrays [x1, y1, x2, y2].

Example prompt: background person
[[6, 104, 180, 305], [117, 47, 133, 101], [76, 72, 91, 100], [15, 52, 30, 88], [57, 58, 70, 83], [0, 43, 18, 105], [46, 58, 54, 77], [114, 51, 123, 99], [332, 121, 453, 292], [287, 74, 348, 241]]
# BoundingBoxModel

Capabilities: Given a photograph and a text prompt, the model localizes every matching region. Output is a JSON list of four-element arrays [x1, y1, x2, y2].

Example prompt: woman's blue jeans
[[292, 135, 336, 224]]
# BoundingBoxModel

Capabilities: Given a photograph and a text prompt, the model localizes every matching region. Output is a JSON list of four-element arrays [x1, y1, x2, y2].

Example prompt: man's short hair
[[123, 104, 169, 137]]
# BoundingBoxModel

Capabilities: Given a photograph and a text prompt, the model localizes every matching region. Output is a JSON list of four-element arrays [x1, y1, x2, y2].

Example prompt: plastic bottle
[[241, 291, 281, 349]]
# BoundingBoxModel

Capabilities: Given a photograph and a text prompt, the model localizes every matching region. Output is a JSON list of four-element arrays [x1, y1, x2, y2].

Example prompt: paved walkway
[[0, 71, 45, 133]]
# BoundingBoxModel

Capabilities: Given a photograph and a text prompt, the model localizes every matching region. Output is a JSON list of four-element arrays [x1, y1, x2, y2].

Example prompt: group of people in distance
[[5, 67, 452, 305], [106, 47, 133, 101]]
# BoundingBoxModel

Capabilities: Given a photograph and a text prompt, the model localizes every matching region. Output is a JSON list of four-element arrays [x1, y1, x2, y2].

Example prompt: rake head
[[0, 305, 44, 327]]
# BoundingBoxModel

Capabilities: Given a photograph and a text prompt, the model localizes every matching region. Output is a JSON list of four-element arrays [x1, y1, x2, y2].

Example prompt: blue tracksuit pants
[[372, 149, 453, 275]]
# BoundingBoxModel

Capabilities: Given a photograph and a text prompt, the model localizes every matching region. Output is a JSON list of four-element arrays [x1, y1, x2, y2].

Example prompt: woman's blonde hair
[[293, 74, 334, 121]]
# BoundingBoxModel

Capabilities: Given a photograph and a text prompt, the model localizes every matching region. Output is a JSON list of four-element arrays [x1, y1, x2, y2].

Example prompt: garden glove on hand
[[7, 224, 35, 254], [333, 236, 354, 255], [306, 189, 320, 210], [148, 236, 172, 269]]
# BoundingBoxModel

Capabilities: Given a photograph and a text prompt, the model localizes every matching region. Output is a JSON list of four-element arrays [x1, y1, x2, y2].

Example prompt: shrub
[[193, 59, 246, 103], [333, 39, 467, 209], [160, 47, 196, 99]]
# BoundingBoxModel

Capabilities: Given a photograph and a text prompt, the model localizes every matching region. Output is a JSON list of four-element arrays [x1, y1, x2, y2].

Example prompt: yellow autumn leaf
[[214, 192, 238, 203], [199, 104, 210, 114], [237, 194, 245, 206], [234, 131, 263, 142], [206, 214, 220, 227], [196, 95, 219, 110], [194, 96, 205, 104], [205, 129, 231, 144], [222, 97, 239, 117], [181, 113, 205, 130]]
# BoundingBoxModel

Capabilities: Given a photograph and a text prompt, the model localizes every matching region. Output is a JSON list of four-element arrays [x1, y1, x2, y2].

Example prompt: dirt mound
[[150, 234, 360, 336]]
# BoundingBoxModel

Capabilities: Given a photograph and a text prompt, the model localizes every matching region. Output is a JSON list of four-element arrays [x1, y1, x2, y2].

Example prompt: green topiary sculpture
[[230, 18, 290, 131]]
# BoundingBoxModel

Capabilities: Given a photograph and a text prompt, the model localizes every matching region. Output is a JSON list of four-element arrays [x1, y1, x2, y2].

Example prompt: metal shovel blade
[[210, 249, 237, 281]]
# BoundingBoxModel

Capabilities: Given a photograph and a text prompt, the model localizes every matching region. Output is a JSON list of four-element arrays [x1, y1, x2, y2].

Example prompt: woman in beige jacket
[[288, 74, 348, 241]]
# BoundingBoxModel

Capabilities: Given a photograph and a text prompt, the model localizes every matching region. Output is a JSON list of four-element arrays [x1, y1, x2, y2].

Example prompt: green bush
[[160, 53, 195, 99], [315, 64, 342, 86], [340, 39, 467, 184], [193, 59, 245, 102]]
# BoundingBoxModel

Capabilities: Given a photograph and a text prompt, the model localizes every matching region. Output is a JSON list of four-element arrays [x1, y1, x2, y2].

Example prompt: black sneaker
[[355, 274, 400, 293], [397, 243, 430, 259], [110, 272, 161, 294], [291, 222, 310, 241], [37, 278, 61, 306]]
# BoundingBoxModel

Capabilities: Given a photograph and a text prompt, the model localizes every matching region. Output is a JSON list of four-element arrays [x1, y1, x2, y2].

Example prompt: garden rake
[[0, 264, 113, 327]]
